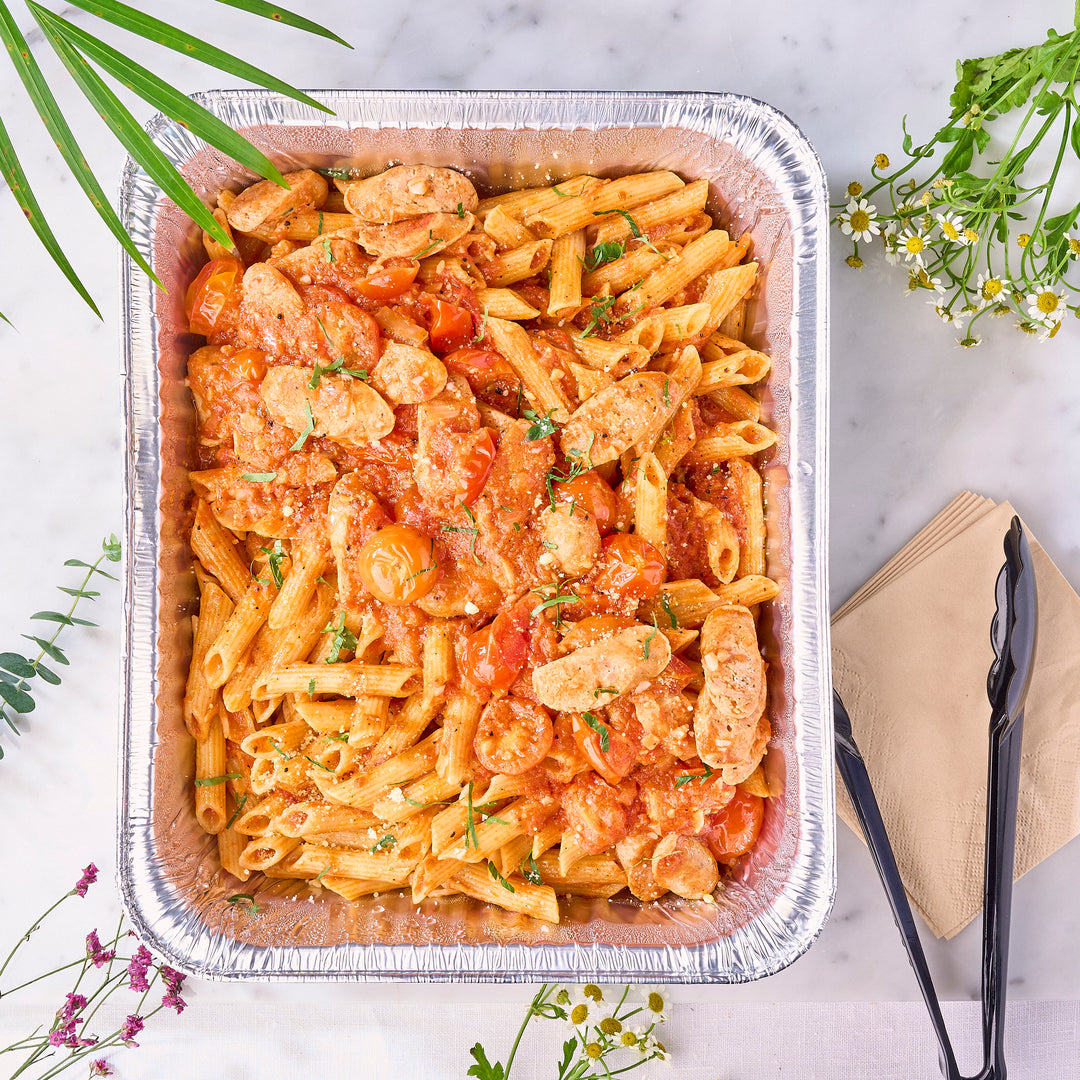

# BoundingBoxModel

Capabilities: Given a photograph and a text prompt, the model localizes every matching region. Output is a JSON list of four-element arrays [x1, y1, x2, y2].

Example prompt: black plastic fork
[[833, 516, 1037, 1080]]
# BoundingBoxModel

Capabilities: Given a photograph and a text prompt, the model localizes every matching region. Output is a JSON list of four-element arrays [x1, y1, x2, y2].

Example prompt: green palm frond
[[0, 0, 350, 324]]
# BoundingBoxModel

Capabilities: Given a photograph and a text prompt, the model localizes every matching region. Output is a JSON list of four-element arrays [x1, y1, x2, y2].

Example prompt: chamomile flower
[[846, 181, 863, 198], [1027, 285, 1066, 325], [897, 227, 928, 265], [959, 334, 983, 348], [874, 153, 890, 170], [640, 989, 668, 1023], [838, 198, 881, 243], [928, 301, 966, 327], [638, 1032, 668, 1060], [1068, 236, 1080, 259], [975, 273, 1010, 309], [936, 211, 964, 243]]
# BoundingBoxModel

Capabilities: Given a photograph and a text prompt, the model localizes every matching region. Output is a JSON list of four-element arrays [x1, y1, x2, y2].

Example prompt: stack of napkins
[[831, 493, 1080, 939]]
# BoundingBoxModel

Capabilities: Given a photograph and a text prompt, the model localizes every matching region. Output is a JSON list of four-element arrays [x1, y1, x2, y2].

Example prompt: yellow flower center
[[941, 220, 959, 241], [875, 153, 890, 169], [583, 984, 602, 1002], [585, 1043, 602, 1060], [849, 209, 870, 232], [904, 235, 925, 254], [621, 1032, 639, 1047], [571, 1004, 589, 1025], [599, 1018, 622, 1035], [847, 181, 863, 197], [846, 255, 864, 269], [964, 228, 979, 243], [1017, 233, 1031, 247], [647, 992, 665, 1013], [981, 279, 1004, 300], [1069, 238, 1080, 256], [1037, 292, 1060, 314]]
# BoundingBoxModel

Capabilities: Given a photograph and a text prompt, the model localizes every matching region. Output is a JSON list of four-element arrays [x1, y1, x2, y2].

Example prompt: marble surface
[[1, 0, 1079, 1074]]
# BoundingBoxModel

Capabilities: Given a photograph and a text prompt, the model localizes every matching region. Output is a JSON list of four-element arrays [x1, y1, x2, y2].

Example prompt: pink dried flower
[[85, 930, 116, 968], [161, 990, 187, 1014], [74, 863, 98, 898], [119, 1014, 144, 1047], [49, 996, 96, 1049], [127, 945, 153, 992], [89, 1062, 113, 1077]]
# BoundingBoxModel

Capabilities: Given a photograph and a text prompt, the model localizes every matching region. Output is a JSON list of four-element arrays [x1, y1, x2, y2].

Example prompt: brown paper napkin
[[832, 494, 1080, 939]]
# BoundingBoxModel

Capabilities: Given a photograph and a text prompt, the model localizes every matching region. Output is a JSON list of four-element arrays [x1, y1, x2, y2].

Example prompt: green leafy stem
[[0, 0, 350, 323], [0, 535, 121, 758]]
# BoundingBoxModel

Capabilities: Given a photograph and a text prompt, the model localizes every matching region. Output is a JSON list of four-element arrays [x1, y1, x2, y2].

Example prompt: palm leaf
[[29, 3, 232, 251], [0, 1, 160, 288], [0, 108, 100, 316], [66, 0, 334, 114], [35, 11, 288, 189], [213, 0, 352, 48]]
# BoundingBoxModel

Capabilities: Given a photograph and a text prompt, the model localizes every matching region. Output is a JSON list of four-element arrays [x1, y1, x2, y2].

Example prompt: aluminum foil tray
[[119, 90, 833, 982]]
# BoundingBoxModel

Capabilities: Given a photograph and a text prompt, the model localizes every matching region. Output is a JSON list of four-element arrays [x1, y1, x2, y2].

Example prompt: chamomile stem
[[502, 983, 550, 1078]]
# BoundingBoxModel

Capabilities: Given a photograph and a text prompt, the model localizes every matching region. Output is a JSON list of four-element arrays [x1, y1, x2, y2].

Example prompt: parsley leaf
[[194, 772, 241, 787], [522, 407, 559, 441], [520, 853, 543, 886], [225, 793, 247, 830], [643, 618, 659, 659], [290, 400, 316, 451], [467, 1043, 506, 1080], [371, 834, 397, 854], [583, 239, 626, 271], [323, 612, 358, 664], [674, 764, 715, 787], [258, 540, 286, 589], [242, 471, 277, 483], [415, 230, 442, 258], [226, 893, 261, 915], [582, 711, 609, 754], [660, 591, 678, 629], [488, 861, 517, 893], [321, 237, 335, 262], [454, 201, 465, 219]]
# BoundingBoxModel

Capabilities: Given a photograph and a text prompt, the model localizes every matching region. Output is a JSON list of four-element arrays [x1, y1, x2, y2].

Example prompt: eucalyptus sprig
[[0, 0, 349, 323], [467, 984, 668, 1080], [832, 4, 1080, 345], [0, 535, 120, 758]]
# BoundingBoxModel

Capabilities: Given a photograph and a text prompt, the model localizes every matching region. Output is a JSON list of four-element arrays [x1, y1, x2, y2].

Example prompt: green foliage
[[0, 0, 349, 322], [0, 536, 120, 758], [832, 15, 1080, 345]]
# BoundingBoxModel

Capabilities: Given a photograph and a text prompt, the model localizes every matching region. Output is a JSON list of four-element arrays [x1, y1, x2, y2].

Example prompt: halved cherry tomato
[[225, 347, 267, 383], [356, 524, 438, 605], [453, 428, 496, 506], [355, 262, 418, 302], [461, 605, 530, 693], [552, 472, 621, 535], [419, 294, 475, 353], [571, 712, 636, 785], [591, 533, 665, 599], [703, 788, 765, 865], [185, 255, 243, 338]]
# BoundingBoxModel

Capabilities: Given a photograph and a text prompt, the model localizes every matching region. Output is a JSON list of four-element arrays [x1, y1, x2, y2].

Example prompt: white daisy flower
[[928, 301, 966, 327], [937, 211, 964, 243], [975, 273, 1010, 309], [838, 198, 881, 243], [897, 227, 928, 265], [637, 1031, 668, 1060], [1027, 285, 1066, 324], [1068, 236, 1080, 259], [959, 334, 982, 348]]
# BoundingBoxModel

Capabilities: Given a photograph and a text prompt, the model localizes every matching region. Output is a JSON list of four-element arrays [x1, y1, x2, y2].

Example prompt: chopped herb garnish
[[226, 893, 261, 914], [454, 201, 465, 218], [323, 612, 358, 664], [310, 355, 368, 388], [643, 618, 659, 660], [592, 686, 618, 699], [258, 540, 286, 589], [371, 834, 397, 854], [304, 755, 334, 772], [709, 463, 722, 476], [592, 207, 663, 255], [543, 434, 596, 510], [415, 230, 442, 258], [541, 540, 558, 551], [523, 407, 560, 442], [194, 772, 241, 787], [269, 739, 290, 760], [551, 181, 587, 198], [320, 167, 352, 180], [674, 764, 715, 788], [291, 400, 316, 451], [583, 239, 626, 272], [314, 864, 331, 884], [242, 471, 277, 483], [488, 861, 517, 893], [660, 592, 677, 629], [472, 306, 489, 345], [529, 590, 581, 629], [520, 853, 543, 886], [308, 677, 316, 698], [465, 781, 480, 849], [582, 711, 610, 754], [580, 293, 619, 337], [321, 237, 334, 262], [663, 378, 670, 406], [224, 793, 248, 830], [327, 731, 350, 743]]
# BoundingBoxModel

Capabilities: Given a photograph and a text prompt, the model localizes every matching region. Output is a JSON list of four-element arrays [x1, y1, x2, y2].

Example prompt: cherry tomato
[[185, 255, 243, 338], [552, 472, 620, 535], [474, 695, 553, 775], [356, 524, 438, 605], [355, 262, 418, 302], [351, 432, 415, 471], [571, 712, 636, 785], [419, 294, 475, 353], [591, 534, 665, 599], [703, 788, 765, 865], [444, 347, 519, 388], [453, 428, 496, 506], [461, 605, 530, 693], [225, 347, 267, 383]]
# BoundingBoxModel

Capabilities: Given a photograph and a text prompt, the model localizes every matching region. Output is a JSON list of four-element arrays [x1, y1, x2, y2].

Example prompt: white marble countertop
[[1, 0, 1078, 1075]]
